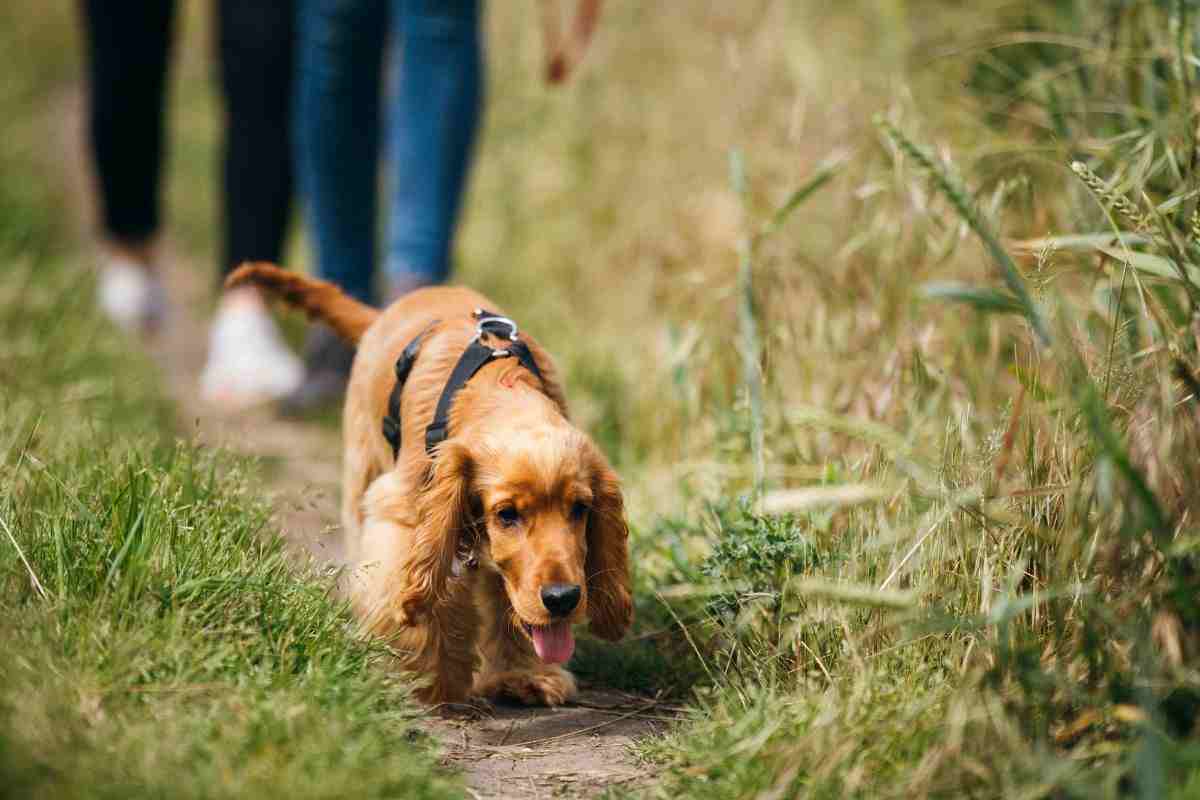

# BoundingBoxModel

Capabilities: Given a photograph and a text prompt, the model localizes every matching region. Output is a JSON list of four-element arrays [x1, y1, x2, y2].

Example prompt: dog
[[226, 263, 633, 706]]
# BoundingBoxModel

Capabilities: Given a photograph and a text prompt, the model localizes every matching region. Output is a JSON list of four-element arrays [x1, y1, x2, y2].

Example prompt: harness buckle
[[472, 308, 519, 342]]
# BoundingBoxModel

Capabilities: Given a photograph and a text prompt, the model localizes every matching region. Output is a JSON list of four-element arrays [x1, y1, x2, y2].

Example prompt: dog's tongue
[[531, 621, 575, 664]]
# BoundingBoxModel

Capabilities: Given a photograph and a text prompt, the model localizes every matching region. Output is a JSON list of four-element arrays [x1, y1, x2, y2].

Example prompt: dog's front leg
[[352, 514, 479, 705], [360, 580, 480, 705], [472, 571, 577, 707], [414, 579, 480, 705]]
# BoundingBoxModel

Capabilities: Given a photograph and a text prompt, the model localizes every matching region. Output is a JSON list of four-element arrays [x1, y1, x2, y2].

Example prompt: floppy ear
[[585, 449, 633, 640], [398, 443, 473, 623]]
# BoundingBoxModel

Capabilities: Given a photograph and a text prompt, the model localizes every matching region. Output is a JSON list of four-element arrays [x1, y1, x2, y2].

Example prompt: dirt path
[[56, 88, 666, 799], [149, 253, 667, 799]]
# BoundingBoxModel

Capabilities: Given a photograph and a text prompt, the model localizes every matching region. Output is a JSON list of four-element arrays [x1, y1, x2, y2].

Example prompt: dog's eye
[[570, 501, 590, 521], [496, 507, 521, 527]]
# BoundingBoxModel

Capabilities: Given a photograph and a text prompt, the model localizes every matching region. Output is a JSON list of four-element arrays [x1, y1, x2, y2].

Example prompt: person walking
[[80, 0, 305, 407], [285, 0, 484, 411], [285, 0, 604, 412]]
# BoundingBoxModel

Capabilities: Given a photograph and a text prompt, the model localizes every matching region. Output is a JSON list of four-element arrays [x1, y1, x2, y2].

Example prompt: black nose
[[540, 583, 582, 617]]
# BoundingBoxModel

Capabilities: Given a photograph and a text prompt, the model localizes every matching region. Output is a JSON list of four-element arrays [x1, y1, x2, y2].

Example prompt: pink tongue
[[530, 621, 575, 664]]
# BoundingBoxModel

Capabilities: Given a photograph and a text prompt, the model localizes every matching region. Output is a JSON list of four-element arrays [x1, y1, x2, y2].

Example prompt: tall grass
[[571, 2, 1200, 797]]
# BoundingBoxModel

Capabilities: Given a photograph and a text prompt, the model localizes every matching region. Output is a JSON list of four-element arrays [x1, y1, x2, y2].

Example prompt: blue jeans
[[296, 0, 483, 303]]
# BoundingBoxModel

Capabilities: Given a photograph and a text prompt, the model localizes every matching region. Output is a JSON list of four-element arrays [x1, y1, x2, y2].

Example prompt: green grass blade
[[877, 117, 1052, 347], [920, 282, 1025, 314], [731, 148, 766, 497], [755, 153, 846, 244]]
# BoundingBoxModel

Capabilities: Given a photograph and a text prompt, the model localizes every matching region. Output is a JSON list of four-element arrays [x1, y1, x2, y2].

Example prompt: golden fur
[[227, 263, 633, 706]]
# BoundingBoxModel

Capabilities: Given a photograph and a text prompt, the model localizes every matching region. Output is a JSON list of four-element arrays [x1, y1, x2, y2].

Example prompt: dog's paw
[[433, 696, 495, 720], [475, 667, 578, 707], [414, 674, 474, 708]]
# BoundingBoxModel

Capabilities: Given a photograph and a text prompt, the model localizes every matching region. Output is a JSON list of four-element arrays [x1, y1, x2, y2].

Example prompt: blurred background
[[4, 1, 1200, 797]]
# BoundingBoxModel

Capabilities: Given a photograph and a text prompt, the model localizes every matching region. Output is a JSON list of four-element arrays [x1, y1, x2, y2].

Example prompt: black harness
[[382, 309, 544, 460]]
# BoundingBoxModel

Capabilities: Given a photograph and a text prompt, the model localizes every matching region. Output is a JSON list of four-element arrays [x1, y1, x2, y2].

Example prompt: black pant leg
[[80, 0, 176, 243], [217, 0, 296, 280]]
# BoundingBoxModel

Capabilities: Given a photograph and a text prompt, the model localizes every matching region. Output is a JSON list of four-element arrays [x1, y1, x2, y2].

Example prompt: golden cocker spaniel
[[227, 263, 633, 706]]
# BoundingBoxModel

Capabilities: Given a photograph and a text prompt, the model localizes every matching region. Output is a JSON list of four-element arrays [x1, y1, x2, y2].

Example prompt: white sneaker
[[98, 257, 168, 333], [200, 292, 304, 409]]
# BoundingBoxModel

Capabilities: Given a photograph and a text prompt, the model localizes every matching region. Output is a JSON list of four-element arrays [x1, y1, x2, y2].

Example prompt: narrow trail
[[55, 88, 667, 799]]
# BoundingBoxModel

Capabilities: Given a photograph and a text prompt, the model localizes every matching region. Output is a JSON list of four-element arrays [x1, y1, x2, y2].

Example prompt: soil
[[56, 89, 669, 800]]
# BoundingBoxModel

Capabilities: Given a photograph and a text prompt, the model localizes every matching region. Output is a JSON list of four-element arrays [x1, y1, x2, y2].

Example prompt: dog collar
[[381, 309, 544, 460]]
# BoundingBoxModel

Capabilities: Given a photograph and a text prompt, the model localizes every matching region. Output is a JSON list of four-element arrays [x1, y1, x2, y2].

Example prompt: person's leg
[[217, 0, 295, 279], [295, 0, 386, 305], [385, 0, 483, 295], [81, 0, 176, 248], [80, 0, 176, 331], [285, 0, 386, 413], [202, 0, 303, 407]]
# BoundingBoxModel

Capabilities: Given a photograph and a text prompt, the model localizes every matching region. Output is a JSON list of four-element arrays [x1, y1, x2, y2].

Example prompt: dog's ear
[[585, 448, 633, 640], [398, 442, 473, 622]]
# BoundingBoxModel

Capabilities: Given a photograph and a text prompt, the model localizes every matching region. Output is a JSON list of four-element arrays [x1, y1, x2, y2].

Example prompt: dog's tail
[[226, 262, 379, 345]]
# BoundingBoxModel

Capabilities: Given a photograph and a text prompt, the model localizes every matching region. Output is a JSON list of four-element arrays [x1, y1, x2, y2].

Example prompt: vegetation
[[0, 6, 455, 798], [588, 3, 1200, 797], [4, 0, 1200, 797]]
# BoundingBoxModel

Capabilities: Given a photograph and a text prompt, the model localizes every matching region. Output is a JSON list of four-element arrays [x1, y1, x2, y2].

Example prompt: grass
[[604, 2, 1200, 796], [0, 447, 456, 799], [470, 2, 1200, 796], [0, 6, 455, 798], [6, 0, 1200, 797]]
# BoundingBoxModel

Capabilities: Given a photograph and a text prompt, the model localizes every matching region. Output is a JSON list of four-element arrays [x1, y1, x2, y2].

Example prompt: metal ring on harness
[[472, 308, 519, 342], [382, 310, 545, 461]]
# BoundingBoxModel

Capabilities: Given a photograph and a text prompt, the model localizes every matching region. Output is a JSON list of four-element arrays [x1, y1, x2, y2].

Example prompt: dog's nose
[[540, 583, 582, 617]]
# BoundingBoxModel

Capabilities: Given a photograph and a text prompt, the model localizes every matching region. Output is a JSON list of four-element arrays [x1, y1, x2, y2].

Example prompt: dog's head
[[398, 390, 633, 663]]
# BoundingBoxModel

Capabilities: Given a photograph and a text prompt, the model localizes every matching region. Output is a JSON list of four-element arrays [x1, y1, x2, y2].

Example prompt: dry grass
[[459, 2, 1200, 796]]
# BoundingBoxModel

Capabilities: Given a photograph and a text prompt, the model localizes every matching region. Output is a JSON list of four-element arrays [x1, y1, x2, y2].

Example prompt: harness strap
[[424, 336, 542, 455], [382, 324, 435, 459], [381, 310, 543, 461]]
